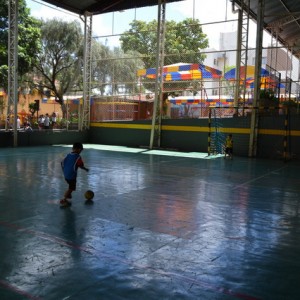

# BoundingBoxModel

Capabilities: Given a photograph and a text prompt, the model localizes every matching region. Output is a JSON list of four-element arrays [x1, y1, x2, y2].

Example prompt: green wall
[[0, 130, 89, 147], [1, 116, 299, 160], [89, 116, 300, 159]]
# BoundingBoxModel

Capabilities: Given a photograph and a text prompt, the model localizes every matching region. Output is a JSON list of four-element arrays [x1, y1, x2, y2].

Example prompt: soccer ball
[[85, 190, 94, 201]]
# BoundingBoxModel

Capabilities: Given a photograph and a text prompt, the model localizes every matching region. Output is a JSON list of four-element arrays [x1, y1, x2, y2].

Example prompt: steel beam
[[7, 0, 18, 146], [233, 0, 250, 112], [149, 0, 166, 149], [80, 12, 93, 131], [248, 0, 265, 157]]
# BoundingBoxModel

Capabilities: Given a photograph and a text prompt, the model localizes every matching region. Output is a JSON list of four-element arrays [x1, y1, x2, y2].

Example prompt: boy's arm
[[80, 166, 89, 172], [77, 157, 89, 171]]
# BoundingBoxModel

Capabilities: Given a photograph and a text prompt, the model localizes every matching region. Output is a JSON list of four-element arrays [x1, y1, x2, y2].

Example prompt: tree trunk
[[55, 96, 67, 118], [61, 102, 67, 119]]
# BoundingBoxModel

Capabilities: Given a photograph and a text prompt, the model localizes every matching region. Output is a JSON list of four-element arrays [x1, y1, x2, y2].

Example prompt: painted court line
[[0, 279, 42, 300], [232, 165, 288, 190], [0, 219, 261, 300], [53, 144, 222, 159]]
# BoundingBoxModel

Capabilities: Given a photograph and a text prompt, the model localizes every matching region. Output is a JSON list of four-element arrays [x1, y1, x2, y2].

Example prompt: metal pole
[[234, 9, 242, 108], [80, 13, 92, 130], [208, 108, 212, 155], [7, 0, 19, 146], [149, 0, 166, 149], [248, 0, 265, 157]]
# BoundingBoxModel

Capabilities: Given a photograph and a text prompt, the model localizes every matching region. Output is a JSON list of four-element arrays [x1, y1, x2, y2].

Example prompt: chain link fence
[[90, 1, 300, 125]]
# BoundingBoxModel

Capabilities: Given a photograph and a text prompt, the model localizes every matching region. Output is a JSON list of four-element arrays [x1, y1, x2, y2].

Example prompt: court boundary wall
[[1, 117, 299, 160], [89, 116, 300, 159], [0, 130, 89, 147]]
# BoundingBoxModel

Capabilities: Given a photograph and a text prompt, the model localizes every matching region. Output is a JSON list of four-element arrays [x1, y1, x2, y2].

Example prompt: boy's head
[[72, 142, 84, 152]]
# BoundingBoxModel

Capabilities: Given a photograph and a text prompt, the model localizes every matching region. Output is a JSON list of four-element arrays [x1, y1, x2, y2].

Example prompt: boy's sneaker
[[60, 199, 72, 207]]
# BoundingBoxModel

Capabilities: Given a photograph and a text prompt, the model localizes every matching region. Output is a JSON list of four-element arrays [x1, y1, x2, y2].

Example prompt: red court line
[[0, 279, 42, 300], [0, 220, 262, 300]]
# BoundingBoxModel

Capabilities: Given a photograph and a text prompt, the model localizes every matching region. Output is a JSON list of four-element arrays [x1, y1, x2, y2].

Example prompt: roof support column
[[233, 0, 250, 110], [234, 9, 242, 108], [7, 0, 19, 146], [248, 0, 265, 157], [80, 12, 93, 131], [149, 0, 166, 149]]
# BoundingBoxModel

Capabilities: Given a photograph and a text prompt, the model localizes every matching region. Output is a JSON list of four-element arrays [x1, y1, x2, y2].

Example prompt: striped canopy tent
[[224, 65, 270, 80], [247, 77, 285, 89], [168, 96, 234, 106], [137, 63, 222, 81]]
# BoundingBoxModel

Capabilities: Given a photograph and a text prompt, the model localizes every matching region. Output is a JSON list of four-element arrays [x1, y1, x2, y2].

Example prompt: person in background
[[38, 115, 45, 130], [25, 123, 33, 132], [51, 112, 57, 128], [17, 116, 21, 129], [224, 134, 233, 159], [6, 116, 10, 130], [44, 113, 50, 129], [23, 117, 28, 127]]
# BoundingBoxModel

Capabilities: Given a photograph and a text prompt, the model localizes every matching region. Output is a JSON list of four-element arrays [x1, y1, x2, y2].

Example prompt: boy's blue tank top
[[62, 153, 81, 180]]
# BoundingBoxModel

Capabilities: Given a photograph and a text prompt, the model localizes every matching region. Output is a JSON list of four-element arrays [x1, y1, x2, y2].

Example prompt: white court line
[[232, 165, 288, 190], [143, 150, 223, 159], [53, 144, 144, 153], [53, 144, 223, 159]]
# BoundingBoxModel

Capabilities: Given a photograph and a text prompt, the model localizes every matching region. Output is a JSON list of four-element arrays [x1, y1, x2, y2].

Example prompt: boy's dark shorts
[[225, 147, 233, 154], [66, 179, 77, 191]]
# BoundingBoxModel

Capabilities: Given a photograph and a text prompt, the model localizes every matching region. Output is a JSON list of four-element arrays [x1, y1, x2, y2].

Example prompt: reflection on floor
[[0, 144, 300, 299]]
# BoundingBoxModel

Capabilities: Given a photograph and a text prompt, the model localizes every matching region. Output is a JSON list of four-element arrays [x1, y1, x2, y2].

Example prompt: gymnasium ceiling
[[233, 0, 300, 58], [41, 0, 183, 15], [42, 0, 300, 58]]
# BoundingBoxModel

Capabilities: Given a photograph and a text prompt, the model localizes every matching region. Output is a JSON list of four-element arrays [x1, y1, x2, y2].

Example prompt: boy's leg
[[60, 189, 72, 206], [64, 188, 73, 199], [60, 198, 72, 207], [60, 180, 75, 206], [65, 179, 76, 199]]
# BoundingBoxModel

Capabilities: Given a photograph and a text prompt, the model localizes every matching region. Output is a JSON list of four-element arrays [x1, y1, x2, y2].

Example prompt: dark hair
[[73, 142, 83, 150]]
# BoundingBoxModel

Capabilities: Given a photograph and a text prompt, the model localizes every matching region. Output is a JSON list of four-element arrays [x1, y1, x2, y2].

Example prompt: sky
[[25, 0, 242, 50], [24, 0, 299, 84]]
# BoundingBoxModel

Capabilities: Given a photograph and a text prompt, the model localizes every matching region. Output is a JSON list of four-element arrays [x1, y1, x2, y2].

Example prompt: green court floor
[[0, 144, 299, 300]]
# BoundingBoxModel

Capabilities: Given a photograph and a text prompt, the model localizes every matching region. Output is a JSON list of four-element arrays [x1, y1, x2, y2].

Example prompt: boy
[[224, 134, 233, 159], [60, 142, 89, 207]]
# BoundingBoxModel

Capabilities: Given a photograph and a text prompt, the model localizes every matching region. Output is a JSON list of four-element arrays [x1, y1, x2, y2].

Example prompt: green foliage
[[90, 40, 111, 95], [109, 48, 144, 95], [120, 18, 209, 94], [91, 41, 144, 96], [0, 0, 41, 90], [120, 18, 209, 69], [32, 18, 84, 116], [29, 102, 38, 116], [260, 89, 278, 104]]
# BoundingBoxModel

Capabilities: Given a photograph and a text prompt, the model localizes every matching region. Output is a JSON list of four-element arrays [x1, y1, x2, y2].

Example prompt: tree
[[0, 0, 41, 91], [90, 40, 111, 95], [90, 42, 143, 96], [120, 18, 209, 69], [32, 18, 83, 117], [120, 18, 209, 95], [29, 101, 38, 117], [108, 47, 144, 95]]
